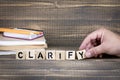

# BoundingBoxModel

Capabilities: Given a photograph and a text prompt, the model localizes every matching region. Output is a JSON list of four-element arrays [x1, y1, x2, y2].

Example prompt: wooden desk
[[0, 54, 120, 80], [0, 0, 120, 79]]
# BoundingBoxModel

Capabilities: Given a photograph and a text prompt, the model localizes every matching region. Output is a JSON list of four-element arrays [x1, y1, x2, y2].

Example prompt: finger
[[79, 29, 103, 50], [85, 43, 94, 51], [79, 31, 98, 50], [79, 35, 92, 50], [85, 45, 104, 58]]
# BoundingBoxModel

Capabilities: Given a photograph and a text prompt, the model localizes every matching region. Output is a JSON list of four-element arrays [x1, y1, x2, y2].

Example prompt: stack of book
[[0, 28, 47, 50]]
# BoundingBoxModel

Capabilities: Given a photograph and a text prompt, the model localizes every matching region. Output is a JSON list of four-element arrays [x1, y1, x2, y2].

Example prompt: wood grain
[[0, 0, 119, 47], [0, 55, 120, 80], [0, 1, 120, 79]]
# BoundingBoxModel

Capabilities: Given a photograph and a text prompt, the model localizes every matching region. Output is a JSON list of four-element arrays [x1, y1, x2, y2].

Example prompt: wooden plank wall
[[0, 1, 120, 80], [0, 0, 120, 48]]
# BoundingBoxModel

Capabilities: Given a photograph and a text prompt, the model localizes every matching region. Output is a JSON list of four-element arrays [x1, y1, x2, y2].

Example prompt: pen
[[0, 28, 42, 35]]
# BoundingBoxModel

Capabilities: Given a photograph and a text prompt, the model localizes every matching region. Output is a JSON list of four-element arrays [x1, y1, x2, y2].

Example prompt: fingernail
[[85, 51, 92, 58]]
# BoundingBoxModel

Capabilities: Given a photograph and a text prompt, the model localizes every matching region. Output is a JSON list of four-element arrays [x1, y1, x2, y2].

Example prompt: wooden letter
[[26, 50, 35, 60], [35, 49, 45, 60], [56, 50, 65, 60], [46, 50, 55, 60], [16, 51, 26, 60], [76, 50, 86, 60], [66, 50, 75, 60]]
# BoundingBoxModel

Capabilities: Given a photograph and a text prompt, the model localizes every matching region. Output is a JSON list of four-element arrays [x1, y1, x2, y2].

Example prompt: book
[[0, 51, 16, 55], [0, 33, 46, 46], [0, 28, 47, 50], [0, 28, 41, 35], [2, 28, 43, 40], [0, 44, 47, 50]]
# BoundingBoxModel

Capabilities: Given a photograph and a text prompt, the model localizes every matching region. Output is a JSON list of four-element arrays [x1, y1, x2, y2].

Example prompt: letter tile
[[46, 50, 55, 60], [56, 50, 65, 60], [76, 50, 86, 60], [66, 50, 75, 60], [16, 50, 26, 60], [35, 49, 45, 60], [26, 50, 35, 60]]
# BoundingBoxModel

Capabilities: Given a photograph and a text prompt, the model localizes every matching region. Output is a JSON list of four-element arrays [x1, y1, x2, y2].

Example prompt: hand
[[79, 28, 120, 58]]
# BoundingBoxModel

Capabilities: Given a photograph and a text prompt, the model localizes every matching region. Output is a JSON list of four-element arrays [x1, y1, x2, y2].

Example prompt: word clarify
[[16, 49, 86, 60]]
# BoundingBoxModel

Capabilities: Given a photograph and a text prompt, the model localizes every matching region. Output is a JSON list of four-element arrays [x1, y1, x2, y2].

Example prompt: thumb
[[85, 45, 104, 58]]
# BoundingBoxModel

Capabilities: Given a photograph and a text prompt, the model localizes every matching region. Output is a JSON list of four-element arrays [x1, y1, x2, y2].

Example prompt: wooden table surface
[[0, 46, 120, 80], [0, 0, 120, 80], [0, 55, 120, 80]]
